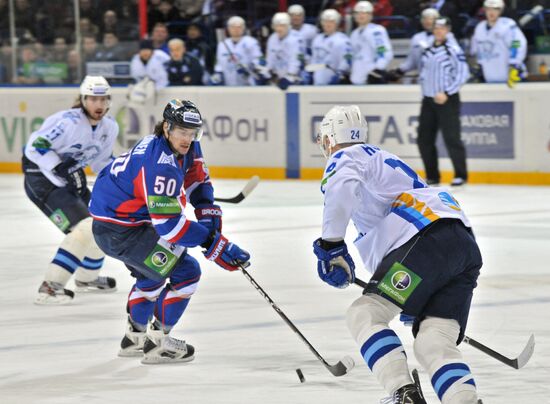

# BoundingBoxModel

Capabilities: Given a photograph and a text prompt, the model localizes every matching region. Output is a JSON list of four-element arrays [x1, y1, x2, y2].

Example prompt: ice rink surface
[[0, 174, 548, 404]]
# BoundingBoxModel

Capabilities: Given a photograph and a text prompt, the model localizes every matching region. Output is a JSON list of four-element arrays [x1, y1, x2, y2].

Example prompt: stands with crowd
[[1, 0, 549, 86]]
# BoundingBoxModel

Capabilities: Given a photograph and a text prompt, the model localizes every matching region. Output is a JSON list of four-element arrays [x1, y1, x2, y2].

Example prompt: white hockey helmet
[[80, 75, 111, 97], [484, 0, 505, 9], [318, 105, 368, 157], [227, 16, 246, 28], [354, 1, 373, 14], [321, 9, 342, 25], [421, 8, 440, 19], [272, 12, 291, 28], [287, 4, 305, 15]]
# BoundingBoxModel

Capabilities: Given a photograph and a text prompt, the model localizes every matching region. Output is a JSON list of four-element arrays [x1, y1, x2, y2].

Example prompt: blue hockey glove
[[400, 313, 415, 327], [236, 64, 250, 78], [195, 204, 222, 233], [277, 77, 291, 90], [203, 233, 250, 271], [53, 158, 87, 196], [328, 73, 341, 85], [313, 238, 355, 288]]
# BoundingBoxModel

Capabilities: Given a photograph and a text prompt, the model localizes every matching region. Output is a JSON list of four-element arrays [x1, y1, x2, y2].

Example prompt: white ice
[[0, 174, 548, 404]]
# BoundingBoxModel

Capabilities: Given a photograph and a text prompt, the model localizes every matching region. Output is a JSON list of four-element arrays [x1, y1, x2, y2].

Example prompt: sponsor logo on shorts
[[377, 262, 422, 305], [152, 251, 168, 267], [391, 271, 411, 290]]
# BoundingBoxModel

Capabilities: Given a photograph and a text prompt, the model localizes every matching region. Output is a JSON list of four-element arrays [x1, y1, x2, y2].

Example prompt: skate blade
[[75, 286, 117, 294], [140, 354, 195, 365], [34, 293, 74, 305], [118, 349, 144, 358]]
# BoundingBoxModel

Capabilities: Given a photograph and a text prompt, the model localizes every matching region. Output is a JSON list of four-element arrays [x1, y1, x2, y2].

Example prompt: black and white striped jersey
[[420, 41, 470, 97]]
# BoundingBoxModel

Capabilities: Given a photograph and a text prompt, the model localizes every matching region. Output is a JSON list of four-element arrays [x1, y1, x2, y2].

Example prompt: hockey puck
[[296, 368, 305, 383]]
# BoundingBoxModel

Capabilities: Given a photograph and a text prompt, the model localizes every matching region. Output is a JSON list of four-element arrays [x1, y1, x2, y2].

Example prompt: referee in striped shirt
[[417, 16, 470, 187]]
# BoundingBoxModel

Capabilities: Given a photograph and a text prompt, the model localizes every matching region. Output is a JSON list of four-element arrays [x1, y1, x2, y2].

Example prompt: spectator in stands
[[311, 9, 352, 85], [130, 39, 170, 89], [79, 17, 100, 39], [175, 0, 204, 20], [166, 38, 204, 86], [212, 16, 268, 86], [417, 17, 470, 187], [266, 12, 305, 89], [66, 49, 81, 84], [102, 9, 138, 41], [288, 4, 318, 52], [79, 0, 101, 26], [151, 23, 170, 54], [350, 1, 393, 85], [471, 0, 527, 86], [391, 0, 421, 19], [185, 23, 214, 74], [82, 34, 100, 62], [94, 32, 127, 61], [49, 37, 69, 63], [373, 0, 394, 18], [14, 0, 35, 38], [155, 0, 180, 23], [0, 40, 12, 83], [13, 45, 44, 84], [0, 0, 9, 39]]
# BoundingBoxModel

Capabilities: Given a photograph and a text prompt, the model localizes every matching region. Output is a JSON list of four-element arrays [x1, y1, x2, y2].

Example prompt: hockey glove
[[313, 238, 355, 289], [507, 65, 521, 88], [195, 204, 222, 233], [203, 233, 250, 271], [328, 73, 342, 85], [53, 158, 87, 196], [385, 68, 404, 82], [236, 64, 250, 78]]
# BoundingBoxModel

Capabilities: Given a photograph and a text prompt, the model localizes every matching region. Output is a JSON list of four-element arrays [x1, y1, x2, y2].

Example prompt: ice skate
[[141, 323, 195, 365], [118, 318, 146, 357], [386, 383, 426, 404], [34, 280, 75, 305], [75, 276, 117, 293]]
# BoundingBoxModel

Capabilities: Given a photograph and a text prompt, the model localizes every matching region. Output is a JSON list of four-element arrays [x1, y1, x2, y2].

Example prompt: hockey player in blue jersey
[[313, 105, 482, 403], [23, 75, 118, 305], [89, 99, 250, 364]]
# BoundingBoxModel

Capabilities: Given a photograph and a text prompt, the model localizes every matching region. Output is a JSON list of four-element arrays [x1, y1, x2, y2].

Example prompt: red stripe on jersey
[[167, 219, 191, 244], [115, 167, 147, 217], [184, 158, 208, 190]]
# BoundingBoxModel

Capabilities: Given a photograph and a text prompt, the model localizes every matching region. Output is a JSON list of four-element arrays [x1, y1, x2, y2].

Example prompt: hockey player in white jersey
[[266, 12, 305, 90], [310, 9, 352, 85], [350, 1, 393, 85], [471, 0, 527, 87], [288, 4, 318, 53], [212, 16, 268, 86], [130, 39, 170, 89], [387, 8, 459, 81], [313, 105, 482, 403], [23, 76, 119, 304]]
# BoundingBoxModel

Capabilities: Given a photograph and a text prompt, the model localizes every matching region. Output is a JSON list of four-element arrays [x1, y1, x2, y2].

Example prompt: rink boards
[[1, 83, 550, 184]]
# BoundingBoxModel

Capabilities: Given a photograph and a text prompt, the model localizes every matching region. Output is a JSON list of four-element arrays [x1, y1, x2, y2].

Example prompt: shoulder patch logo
[[157, 151, 177, 168]]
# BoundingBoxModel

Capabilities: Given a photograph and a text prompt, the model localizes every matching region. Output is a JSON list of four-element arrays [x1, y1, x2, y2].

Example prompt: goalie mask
[[163, 99, 204, 141], [317, 105, 368, 158]]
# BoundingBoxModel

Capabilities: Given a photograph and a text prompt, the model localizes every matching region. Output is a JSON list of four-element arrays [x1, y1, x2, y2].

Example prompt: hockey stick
[[214, 175, 260, 204], [241, 266, 355, 376], [353, 277, 535, 369]]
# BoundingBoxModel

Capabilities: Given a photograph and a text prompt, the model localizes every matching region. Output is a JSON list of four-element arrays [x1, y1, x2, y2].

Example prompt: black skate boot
[[391, 383, 427, 404]]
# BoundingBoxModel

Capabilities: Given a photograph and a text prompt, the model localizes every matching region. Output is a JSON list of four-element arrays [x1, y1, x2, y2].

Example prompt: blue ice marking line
[[286, 92, 300, 179]]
